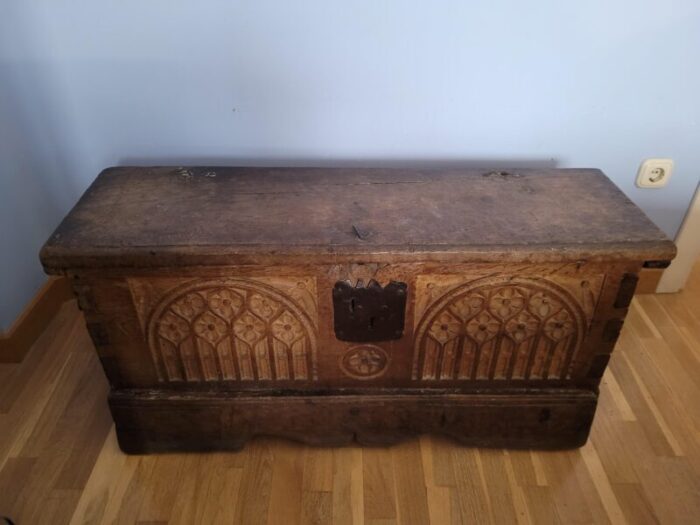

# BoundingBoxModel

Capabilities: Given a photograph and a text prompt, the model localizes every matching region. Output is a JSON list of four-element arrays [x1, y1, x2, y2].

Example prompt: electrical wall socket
[[636, 159, 674, 188]]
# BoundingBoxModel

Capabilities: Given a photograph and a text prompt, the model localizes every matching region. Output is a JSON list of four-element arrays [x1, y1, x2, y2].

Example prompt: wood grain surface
[[40, 167, 676, 270], [1, 262, 698, 524]]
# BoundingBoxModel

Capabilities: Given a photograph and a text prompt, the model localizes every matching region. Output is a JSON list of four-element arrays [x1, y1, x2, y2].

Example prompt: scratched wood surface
[[40, 167, 675, 271], [1, 262, 698, 524]]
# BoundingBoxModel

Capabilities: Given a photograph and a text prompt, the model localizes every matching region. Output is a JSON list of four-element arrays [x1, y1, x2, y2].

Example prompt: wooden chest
[[40, 167, 676, 452]]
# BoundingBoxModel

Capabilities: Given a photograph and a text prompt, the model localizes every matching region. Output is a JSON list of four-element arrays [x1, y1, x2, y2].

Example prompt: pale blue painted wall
[[1, 1, 699, 330]]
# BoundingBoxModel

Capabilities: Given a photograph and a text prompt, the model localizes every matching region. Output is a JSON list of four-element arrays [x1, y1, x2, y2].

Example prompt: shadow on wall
[[117, 156, 560, 170], [0, 16, 92, 329]]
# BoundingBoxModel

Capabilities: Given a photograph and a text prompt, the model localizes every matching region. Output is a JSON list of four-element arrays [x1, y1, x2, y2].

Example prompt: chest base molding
[[109, 388, 597, 453]]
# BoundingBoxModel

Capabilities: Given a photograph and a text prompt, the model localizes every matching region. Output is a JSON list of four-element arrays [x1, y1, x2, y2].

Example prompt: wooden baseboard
[[658, 182, 700, 293], [0, 277, 73, 363], [636, 267, 666, 294]]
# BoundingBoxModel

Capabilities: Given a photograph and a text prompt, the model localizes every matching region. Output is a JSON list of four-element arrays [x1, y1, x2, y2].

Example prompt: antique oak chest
[[40, 167, 676, 452]]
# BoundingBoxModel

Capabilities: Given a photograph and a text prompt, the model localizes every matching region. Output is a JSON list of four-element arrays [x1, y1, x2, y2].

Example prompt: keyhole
[[349, 298, 355, 313], [369, 316, 375, 329]]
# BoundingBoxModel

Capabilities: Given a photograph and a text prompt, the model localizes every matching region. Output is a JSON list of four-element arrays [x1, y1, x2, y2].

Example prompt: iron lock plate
[[332, 280, 407, 342]]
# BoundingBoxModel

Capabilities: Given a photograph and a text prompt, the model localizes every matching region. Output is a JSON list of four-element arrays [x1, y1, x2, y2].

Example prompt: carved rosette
[[146, 279, 318, 382], [413, 277, 586, 381], [339, 345, 390, 380]]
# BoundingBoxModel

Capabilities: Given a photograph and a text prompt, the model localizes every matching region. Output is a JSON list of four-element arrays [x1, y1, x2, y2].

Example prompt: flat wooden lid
[[41, 167, 676, 271]]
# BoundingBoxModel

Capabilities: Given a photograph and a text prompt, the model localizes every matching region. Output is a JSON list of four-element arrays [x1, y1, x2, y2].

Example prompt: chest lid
[[40, 167, 676, 271]]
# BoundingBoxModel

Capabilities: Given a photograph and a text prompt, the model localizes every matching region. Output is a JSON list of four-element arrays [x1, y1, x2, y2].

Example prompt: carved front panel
[[129, 277, 318, 382], [413, 275, 603, 381]]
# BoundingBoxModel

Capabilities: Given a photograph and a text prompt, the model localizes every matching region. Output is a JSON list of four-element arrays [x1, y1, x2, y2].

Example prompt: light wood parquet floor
[[1, 264, 699, 524]]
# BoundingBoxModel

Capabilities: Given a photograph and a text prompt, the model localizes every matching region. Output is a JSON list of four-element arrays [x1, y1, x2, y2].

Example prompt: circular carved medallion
[[339, 345, 390, 380]]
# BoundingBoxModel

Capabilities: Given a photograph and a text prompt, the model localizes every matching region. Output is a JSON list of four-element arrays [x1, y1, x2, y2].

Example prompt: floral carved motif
[[489, 288, 526, 319], [271, 311, 305, 345], [340, 345, 390, 380], [145, 278, 318, 382], [193, 311, 228, 344], [413, 277, 587, 381], [429, 311, 461, 344], [504, 311, 539, 343], [465, 311, 500, 343], [543, 310, 574, 341]]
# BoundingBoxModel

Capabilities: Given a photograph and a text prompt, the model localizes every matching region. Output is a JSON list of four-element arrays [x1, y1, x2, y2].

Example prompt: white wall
[[1, 1, 699, 330]]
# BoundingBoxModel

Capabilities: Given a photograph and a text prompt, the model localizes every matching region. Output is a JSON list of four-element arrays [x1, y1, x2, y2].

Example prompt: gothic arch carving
[[412, 276, 587, 381], [146, 278, 318, 382]]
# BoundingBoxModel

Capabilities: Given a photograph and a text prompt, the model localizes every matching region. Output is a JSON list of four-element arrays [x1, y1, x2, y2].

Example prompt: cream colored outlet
[[636, 159, 674, 188]]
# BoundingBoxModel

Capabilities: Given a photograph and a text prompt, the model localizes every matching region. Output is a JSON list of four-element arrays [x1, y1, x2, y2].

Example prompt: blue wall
[[2, 1, 699, 329]]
